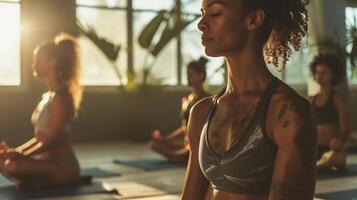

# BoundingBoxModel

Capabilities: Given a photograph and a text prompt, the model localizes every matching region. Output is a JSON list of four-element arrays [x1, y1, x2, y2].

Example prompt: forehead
[[202, 0, 232, 7], [316, 64, 331, 71]]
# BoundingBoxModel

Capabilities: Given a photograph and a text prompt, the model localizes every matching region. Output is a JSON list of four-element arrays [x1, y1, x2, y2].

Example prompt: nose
[[197, 17, 208, 32]]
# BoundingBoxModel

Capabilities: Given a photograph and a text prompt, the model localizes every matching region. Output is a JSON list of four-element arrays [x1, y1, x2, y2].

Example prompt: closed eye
[[211, 13, 222, 17]]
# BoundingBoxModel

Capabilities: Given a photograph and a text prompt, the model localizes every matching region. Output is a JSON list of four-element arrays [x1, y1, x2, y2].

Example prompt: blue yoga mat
[[0, 175, 11, 187], [0, 181, 117, 200], [317, 164, 357, 180], [0, 167, 120, 186], [81, 167, 121, 178], [113, 159, 184, 171], [315, 188, 357, 200]]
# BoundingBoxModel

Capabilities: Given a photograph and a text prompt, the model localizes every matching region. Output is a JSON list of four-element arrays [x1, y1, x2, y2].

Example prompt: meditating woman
[[151, 57, 210, 163], [181, 0, 317, 199], [309, 53, 349, 170], [0, 33, 83, 189]]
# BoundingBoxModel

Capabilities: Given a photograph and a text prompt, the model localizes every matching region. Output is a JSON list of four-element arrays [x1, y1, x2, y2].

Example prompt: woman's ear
[[245, 9, 266, 31]]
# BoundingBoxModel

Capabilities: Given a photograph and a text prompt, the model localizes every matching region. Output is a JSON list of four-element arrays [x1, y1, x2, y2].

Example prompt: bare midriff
[[316, 124, 339, 145], [205, 186, 268, 200]]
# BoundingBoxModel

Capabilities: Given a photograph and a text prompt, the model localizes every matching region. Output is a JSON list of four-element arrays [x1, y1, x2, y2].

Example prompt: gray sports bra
[[199, 78, 279, 195]]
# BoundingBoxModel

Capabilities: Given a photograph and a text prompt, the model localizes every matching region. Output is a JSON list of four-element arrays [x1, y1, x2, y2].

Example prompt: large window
[[133, 10, 177, 85], [76, 0, 226, 86], [75, 0, 310, 87], [0, 0, 21, 86], [76, 0, 127, 86]]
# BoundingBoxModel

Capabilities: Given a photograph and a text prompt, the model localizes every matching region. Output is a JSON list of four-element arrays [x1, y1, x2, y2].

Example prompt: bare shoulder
[[187, 96, 214, 146], [266, 81, 314, 142], [269, 82, 311, 124], [268, 81, 317, 167], [51, 92, 74, 119], [190, 96, 214, 120]]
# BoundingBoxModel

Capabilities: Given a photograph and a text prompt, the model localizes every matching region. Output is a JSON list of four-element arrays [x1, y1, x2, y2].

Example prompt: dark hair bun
[[198, 57, 208, 66]]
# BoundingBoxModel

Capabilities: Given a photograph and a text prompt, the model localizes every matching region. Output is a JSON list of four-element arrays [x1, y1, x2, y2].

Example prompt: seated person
[[309, 53, 349, 170], [150, 57, 210, 163], [0, 33, 83, 189]]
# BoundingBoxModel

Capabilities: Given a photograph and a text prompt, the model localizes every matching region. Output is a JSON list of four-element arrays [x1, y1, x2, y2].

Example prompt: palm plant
[[76, 0, 200, 87], [346, 14, 357, 77], [76, 21, 124, 86], [138, 0, 200, 85]]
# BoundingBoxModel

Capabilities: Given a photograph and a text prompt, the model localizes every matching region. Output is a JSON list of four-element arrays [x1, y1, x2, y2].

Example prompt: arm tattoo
[[279, 94, 317, 168], [283, 121, 290, 128], [276, 103, 289, 121], [208, 104, 256, 154]]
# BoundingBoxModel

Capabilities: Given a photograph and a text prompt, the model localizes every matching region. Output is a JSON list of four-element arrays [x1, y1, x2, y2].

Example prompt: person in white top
[[0, 33, 83, 189]]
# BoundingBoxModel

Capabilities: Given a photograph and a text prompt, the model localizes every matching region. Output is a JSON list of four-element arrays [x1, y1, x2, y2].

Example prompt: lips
[[201, 36, 214, 45]]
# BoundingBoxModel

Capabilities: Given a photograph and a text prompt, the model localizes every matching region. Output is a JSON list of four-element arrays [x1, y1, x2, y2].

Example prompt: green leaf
[[150, 16, 198, 56], [76, 20, 121, 61], [138, 10, 167, 49], [76, 20, 123, 85]]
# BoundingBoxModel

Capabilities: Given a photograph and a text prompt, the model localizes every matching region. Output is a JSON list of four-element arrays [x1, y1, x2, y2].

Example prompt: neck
[[225, 44, 273, 95], [45, 74, 63, 92], [319, 84, 333, 96], [192, 84, 205, 97]]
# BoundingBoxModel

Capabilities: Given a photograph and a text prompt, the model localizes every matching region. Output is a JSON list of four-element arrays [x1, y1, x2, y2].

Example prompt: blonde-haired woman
[[0, 33, 83, 189]]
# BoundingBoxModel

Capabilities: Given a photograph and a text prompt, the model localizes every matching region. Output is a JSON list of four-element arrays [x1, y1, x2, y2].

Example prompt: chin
[[204, 48, 223, 57]]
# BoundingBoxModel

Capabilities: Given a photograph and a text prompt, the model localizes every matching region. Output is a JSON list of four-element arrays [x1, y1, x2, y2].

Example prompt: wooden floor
[[36, 142, 357, 200]]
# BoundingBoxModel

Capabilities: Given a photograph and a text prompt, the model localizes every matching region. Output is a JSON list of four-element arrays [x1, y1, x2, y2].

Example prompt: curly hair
[[243, 0, 309, 68], [309, 53, 344, 86]]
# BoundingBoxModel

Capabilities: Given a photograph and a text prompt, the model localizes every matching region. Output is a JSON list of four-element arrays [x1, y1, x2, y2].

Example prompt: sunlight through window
[[0, 1, 20, 85]]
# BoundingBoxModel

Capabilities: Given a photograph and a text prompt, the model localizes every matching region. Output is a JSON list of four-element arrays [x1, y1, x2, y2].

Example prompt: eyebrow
[[207, 0, 227, 8]]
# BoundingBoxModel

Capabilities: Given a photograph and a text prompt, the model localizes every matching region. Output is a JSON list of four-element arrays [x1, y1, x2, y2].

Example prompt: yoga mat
[[0, 175, 11, 187], [113, 159, 184, 171], [317, 164, 357, 180], [81, 167, 121, 178], [0, 179, 117, 200], [315, 188, 357, 200]]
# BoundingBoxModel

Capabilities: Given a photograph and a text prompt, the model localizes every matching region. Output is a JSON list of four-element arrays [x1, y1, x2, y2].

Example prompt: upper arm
[[334, 93, 350, 134], [36, 95, 72, 145], [181, 97, 213, 200], [269, 94, 317, 200]]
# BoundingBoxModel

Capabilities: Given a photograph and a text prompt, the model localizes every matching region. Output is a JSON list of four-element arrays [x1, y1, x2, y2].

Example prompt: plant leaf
[[138, 10, 167, 49], [150, 16, 198, 56], [76, 20, 121, 61]]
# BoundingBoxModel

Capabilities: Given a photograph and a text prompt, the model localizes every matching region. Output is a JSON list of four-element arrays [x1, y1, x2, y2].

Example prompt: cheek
[[212, 19, 247, 47]]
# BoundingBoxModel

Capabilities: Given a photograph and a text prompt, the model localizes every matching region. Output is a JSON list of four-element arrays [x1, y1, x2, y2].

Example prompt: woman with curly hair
[[0, 33, 83, 189], [309, 54, 349, 170], [181, 0, 317, 199]]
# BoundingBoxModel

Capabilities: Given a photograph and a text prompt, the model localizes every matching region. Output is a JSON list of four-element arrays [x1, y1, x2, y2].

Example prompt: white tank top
[[31, 92, 71, 135]]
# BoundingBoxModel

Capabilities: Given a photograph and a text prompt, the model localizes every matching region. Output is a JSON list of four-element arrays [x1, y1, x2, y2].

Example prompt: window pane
[[133, 11, 177, 85], [77, 0, 126, 7], [182, 0, 200, 14], [133, 0, 173, 10], [76, 6, 127, 85], [284, 47, 309, 84], [181, 19, 225, 86], [346, 7, 357, 84], [0, 2, 20, 85]]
